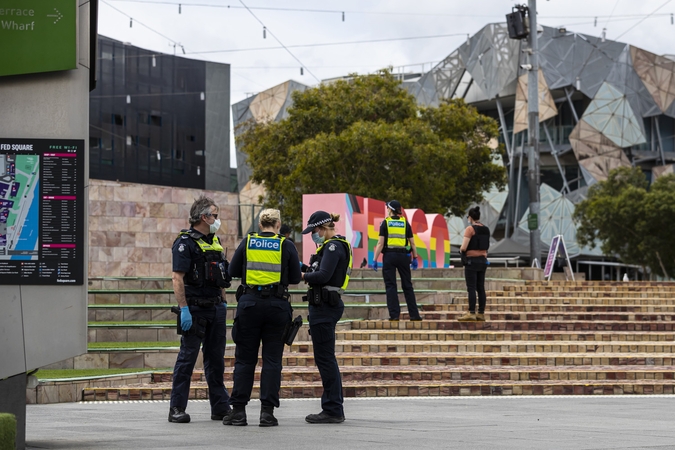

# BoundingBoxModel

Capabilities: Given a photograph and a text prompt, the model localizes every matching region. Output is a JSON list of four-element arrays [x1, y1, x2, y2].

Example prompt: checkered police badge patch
[[329, 243, 336, 251]]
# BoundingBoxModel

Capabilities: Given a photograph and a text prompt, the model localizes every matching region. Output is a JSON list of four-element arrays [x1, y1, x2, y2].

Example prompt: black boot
[[222, 405, 247, 426], [168, 406, 190, 423], [259, 405, 278, 427]]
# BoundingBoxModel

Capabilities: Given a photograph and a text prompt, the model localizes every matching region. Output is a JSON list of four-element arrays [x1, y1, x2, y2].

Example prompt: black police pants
[[309, 319, 344, 418], [465, 260, 487, 313], [230, 294, 291, 408], [383, 252, 420, 320], [170, 302, 230, 414]]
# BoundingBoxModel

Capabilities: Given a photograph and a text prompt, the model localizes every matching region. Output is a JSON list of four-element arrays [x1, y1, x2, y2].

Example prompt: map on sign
[[0, 138, 84, 285], [0, 154, 40, 259]]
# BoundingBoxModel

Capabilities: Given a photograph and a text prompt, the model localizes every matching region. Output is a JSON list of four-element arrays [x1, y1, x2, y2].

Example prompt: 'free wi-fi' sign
[[0, 0, 76, 77]]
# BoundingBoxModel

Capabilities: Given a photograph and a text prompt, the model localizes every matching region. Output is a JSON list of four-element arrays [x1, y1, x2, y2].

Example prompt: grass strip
[[35, 368, 170, 380], [88, 341, 181, 349]]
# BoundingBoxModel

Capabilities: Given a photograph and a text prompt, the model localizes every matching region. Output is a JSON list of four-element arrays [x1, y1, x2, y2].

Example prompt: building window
[[112, 114, 124, 126], [150, 114, 162, 126]]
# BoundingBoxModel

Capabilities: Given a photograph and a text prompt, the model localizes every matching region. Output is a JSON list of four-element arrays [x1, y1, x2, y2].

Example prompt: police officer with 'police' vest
[[169, 195, 232, 424], [301, 211, 352, 424], [224, 209, 301, 427], [372, 200, 423, 322]]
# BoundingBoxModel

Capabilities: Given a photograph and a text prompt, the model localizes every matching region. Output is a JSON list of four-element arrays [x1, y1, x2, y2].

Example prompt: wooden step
[[418, 304, 675, 313], [150, 365, 675, 383], [459, 297, 675, 305], [334, 330, 675, 342], [232, 352, 675, 368], [290, 340, 675, 354], [410, 312, 675, 322], [80, 378, 675, 401], [351, 319, 675, 331]]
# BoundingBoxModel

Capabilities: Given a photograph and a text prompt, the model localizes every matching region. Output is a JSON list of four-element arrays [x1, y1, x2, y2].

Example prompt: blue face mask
[[311, 231, 325, 245]]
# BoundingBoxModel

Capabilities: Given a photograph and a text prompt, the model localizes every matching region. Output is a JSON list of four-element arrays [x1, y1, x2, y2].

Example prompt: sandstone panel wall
[[88, 179, 239, 277]]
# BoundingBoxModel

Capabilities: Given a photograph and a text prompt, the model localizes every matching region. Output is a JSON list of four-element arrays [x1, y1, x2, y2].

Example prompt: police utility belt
[[186, 296, 223, 308], [236, 284, 289, 301], [302, 285, 342, 307]]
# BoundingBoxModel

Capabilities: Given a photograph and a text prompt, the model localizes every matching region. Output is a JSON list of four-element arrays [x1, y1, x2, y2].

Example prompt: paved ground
[[26, 396, 675, 450]]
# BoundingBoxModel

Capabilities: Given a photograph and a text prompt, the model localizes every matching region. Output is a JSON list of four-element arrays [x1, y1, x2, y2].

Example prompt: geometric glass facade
[[233, 23, 675, 259]]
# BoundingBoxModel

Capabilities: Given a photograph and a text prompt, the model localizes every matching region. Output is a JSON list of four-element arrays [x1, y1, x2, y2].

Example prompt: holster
[[325, 289, 340, 307], [235, 284, 245, 302], [302, 286, 322, 306], [281, 315, 303, 346], [171, 306, 207, 338]]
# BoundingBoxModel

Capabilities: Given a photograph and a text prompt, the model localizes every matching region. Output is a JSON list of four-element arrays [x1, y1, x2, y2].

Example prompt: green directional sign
[[0, 0, 76, 77], [527, 213, 539, 231]]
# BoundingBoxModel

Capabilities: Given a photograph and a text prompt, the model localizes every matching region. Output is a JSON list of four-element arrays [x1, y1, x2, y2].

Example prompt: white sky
[[98, 0, 675, 167]]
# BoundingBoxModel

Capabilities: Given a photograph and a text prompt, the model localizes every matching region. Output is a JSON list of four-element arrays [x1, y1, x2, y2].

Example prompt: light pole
[[526, 0, 541, 266]]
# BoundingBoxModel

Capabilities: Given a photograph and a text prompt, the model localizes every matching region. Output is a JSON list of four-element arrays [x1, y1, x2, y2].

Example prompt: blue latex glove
[[372, 261, 378, 272], [180, 306, 192, 331], [411, 257, 419, 270]]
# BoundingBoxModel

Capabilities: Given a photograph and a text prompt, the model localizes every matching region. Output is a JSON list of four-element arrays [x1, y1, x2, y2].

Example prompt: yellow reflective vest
[[245, 232, 285, 286], [316, 236, 353, 293], [385, 217, 408, 249]]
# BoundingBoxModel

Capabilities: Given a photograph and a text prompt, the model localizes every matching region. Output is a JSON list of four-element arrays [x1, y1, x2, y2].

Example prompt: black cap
[[302, 210, 332, 234], [387, 200, 402, 214], [279, 224, 292, 235]]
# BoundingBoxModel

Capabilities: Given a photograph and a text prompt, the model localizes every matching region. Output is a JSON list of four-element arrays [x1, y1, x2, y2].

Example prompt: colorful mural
[[302, 194, 451, 268]]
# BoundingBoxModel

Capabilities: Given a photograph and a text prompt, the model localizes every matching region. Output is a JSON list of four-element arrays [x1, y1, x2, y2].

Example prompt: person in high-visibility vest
[[224, 208, 301, 427], [372, 200, 422, 321], [301, 210, 352, 424], [169, 195, 232, 424]]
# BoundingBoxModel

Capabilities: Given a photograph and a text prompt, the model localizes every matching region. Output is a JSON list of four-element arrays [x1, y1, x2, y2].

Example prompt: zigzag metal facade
[[232, 23, 675, 259]]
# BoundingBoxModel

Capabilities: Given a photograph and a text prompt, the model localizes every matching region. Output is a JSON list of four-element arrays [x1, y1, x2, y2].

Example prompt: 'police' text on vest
[[248, 237, 281, 251]]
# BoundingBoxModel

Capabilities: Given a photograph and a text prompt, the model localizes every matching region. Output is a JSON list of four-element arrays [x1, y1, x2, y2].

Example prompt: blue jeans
[[170, 302, 230, 414]]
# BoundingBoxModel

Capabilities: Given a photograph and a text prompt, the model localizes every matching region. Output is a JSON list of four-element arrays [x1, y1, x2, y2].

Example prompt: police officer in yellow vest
[[372, 200, 422, 321], [224, 209, 301, 427], [169, 195, 232, 424], [301, 211, 352, 424]]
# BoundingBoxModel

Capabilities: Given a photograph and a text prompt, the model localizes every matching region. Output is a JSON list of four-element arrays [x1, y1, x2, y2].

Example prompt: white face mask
[[209, 218, 221, 234]]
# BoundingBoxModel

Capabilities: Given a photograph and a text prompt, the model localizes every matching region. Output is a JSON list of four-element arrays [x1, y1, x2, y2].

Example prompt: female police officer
[[301, 211, 352, 424], [372, 200, 422, 321], [224, 209, 301, 427]]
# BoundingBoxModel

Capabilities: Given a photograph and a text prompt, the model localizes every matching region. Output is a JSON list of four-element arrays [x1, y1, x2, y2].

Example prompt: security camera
[[520, 64, 532, 71]]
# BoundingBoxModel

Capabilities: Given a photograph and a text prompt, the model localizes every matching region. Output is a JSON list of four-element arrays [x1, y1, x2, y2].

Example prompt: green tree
[[237, 70, 506, 227], [573, 167, 675, 278]]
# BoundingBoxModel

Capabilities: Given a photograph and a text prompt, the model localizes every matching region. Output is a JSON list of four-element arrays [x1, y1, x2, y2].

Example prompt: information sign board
[[0, 0, 76, 77], [0, 138, 84, 285]]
